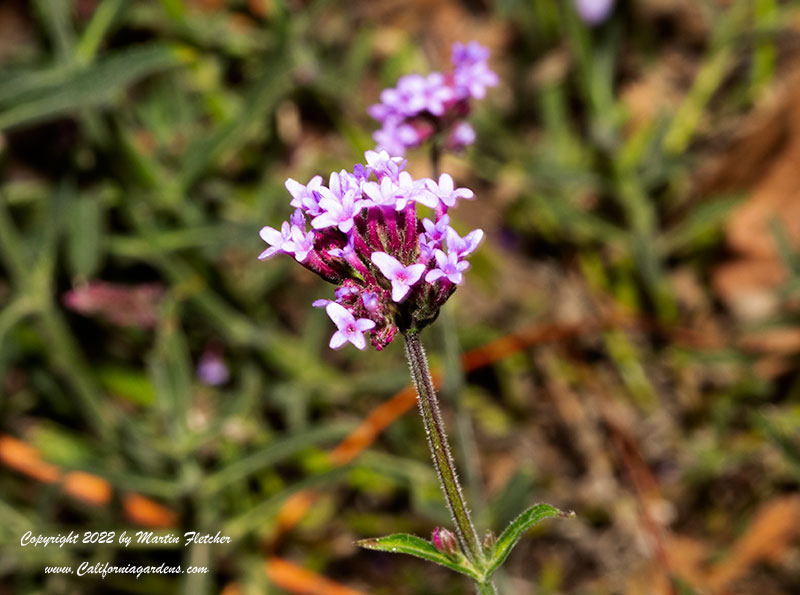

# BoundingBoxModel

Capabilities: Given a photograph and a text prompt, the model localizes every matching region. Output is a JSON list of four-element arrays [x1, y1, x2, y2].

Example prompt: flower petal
[[258, 246, 279, 260], [329, 331, 348, 349], [311, 212, 339, 230], [391, 282, 411, 302], [355, 319, 376, 332], [371, 252, 403, 280], [405, 263, 427, 285], [425, 269, 445, 283], [438, 173, 454, 195], [259, 226, 283, 245], [349, 331, 367, 350]]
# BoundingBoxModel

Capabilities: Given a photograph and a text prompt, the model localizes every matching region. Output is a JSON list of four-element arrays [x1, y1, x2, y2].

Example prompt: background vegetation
[[2, 0, 800, 593]]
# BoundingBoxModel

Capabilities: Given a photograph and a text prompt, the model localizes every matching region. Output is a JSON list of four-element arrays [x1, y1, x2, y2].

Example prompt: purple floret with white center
[[425, 249, 470, 285], [258, 221, 294, 260], [421, 214, 450, 244], [371, 252, 427, 302], [445, 226, 484, 258], [286, 176, 324, 215], [426, 173, 474, 209], [289, 227, 315, 262], [311, 189, 369, 233], [447, 122, 476, 152], [326, 302, 376, 350]]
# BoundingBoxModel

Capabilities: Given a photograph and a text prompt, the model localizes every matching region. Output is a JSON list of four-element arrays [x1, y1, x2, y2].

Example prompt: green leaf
[[96, 365, 156, 406], [0, 44, 189, 131], [67, 195, 105, 279], [485, 504, 568, 577], [357, 533, 482, 580], [75, 0, 126, 65], [658, 194, 742, 255]]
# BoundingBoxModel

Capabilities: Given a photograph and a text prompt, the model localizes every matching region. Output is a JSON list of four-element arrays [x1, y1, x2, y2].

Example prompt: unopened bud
[[431, 527, 459, 557], [483, 530, 496, 550]]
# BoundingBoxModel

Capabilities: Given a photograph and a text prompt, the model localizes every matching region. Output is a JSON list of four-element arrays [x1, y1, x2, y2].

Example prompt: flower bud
[[431, 527, 459, 557], [482, 530, 496, 550]]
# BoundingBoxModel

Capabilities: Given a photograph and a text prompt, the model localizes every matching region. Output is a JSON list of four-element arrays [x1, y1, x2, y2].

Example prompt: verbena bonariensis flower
[[369, 41, 498, 156], [259, 150, 483, 351]]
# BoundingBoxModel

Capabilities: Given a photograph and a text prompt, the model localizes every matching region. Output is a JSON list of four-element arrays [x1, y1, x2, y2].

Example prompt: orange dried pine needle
[[265, 557, 367, 595], [0, 434, 62, 483], [123, 493, 178, 528], [62, 471, 112, 506]]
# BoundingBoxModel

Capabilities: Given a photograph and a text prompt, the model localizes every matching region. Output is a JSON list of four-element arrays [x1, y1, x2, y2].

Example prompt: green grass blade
[[0, 44, 190, 131]]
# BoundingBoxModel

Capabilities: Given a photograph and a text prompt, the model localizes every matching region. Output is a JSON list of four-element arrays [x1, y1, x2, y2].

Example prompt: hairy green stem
[[403, 331, 497, 593]]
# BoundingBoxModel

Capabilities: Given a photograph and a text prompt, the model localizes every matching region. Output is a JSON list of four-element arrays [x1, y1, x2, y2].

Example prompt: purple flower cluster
[[369, 41, 498, 156], [259, 150, 483, 351]]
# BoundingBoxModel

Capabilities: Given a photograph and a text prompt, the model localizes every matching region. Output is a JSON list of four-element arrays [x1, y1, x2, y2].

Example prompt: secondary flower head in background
[[369, 41, 498, 156], [259, 150, 483, 351], [62, 281, 164, 328]]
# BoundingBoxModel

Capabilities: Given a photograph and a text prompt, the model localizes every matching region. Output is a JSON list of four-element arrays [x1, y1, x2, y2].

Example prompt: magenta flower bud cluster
[[258, 150, 483, 351], [432, 527, 459, 557], [369, 41, 498, 156]]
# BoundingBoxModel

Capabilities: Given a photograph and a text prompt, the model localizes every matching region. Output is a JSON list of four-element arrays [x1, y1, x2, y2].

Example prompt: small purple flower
[[419, 236, 437, 261], [311, 190, 369, 233], [328, 233, 356, 259], [326, 302, 376, 350], [445, 227, 484, 258], [451, 41, 490, 68], [365, 150, 405, 181], [362, 176, 400, 209], [328, 170, 361, 200], [197, 349, 230, 386], [335, 285, 359, 301], [362, 291, 380, 313], [371, 252, 426, 302], [573, 0, 615, 25], [286, 176, 324, 215], [425, 174, 474, 208], [289, 215, 315, 262], [421, 214, 451, 245], [447, 122, 476, 152], [373, 123, 413, 158], [452, 41, 499, 100], [258, 221, 294, 260], [421, 72, 453, 116], [425, 249, 470, 285]]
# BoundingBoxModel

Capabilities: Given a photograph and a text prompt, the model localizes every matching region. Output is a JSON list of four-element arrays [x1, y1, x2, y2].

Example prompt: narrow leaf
[[202, 421, 354, 495], [0, 44, 188, 131], [659, 194, 742, 255], [485, 504, 567, 577], [357, 533, 481, 580], [67, 195, 105, 279]]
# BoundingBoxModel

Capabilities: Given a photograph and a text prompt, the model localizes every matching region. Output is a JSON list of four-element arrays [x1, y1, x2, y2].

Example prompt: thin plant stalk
[[403, 331, 498, 594], [429, 139, 486, 513]]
